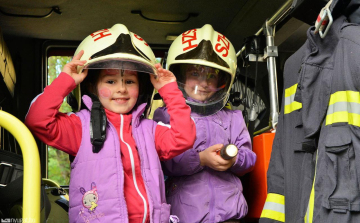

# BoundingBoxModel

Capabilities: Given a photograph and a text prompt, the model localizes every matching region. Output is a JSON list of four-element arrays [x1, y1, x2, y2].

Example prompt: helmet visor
[[84, 59, 156, 75], [79, 58, 154, 109], [171, 64, 232, 116]]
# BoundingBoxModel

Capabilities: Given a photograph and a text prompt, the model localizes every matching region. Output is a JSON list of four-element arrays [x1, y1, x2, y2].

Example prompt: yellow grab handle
[[0, 110, 40, 223]]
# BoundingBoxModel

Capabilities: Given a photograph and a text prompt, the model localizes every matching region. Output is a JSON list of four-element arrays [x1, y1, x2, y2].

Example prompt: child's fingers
[[155, 64, 165, 73], [65, 59, 86, 68], [82, 68, 88, 77], [217, 157, 230, 166], [162, 69, 176, 79], [208, 144, 224, 152], [73, 50, 85, 60], [157, 67, 164, 75], [63, 61, 85, 74], [78, 69, 88, 81], [149, 73, 157, 84], [71, 60, 87, 66]]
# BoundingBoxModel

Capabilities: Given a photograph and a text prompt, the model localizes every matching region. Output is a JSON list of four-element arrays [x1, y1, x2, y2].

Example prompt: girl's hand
[[63, 50, 88, 85], [199, 144, 236, 171], [150, 63, 176, 91]]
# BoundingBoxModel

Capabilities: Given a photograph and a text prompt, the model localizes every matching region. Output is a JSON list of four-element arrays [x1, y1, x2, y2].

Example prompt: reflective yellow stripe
[[285, 83, 298, 98], [326, 91, 360, 127], [261, 210, 285, 222], [304, 151, 318, 223], [284, 84, 302, 114], [266, 193, 285, 204], [284, 101, 302, 114], [326, 112, 360, 127], [261, 193, 285, 222], [306, 186, 315, 223], [329, 91, 360, 105]]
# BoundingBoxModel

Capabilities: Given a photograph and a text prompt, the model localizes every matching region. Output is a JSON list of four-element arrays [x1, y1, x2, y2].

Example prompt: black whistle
[[219, 144, 238, 160]]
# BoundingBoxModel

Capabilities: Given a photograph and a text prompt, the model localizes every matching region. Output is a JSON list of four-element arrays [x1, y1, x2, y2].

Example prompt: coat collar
[[82, 95, 147, 127]]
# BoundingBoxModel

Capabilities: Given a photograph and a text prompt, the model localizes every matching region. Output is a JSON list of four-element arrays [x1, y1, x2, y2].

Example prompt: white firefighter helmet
[[166, 24, 237, 116], [71, 23, 156, 111]]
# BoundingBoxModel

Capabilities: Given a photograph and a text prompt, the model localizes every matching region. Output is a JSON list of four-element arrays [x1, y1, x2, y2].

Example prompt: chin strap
[[89, 94, 107, 153]]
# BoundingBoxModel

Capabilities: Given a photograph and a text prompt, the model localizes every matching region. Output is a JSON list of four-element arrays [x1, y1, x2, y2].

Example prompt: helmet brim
[[84, 58, 156, 75]]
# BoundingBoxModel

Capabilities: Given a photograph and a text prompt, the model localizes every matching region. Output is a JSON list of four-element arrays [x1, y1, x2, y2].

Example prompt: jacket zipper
[[120, 114, 147, 223], [206, 118, 216, 222]]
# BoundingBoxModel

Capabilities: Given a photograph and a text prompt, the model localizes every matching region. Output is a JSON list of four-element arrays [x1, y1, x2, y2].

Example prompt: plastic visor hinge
[[0, 162, 14, 187], [90, 100, 107, 153], [249, 104, 258, 121]]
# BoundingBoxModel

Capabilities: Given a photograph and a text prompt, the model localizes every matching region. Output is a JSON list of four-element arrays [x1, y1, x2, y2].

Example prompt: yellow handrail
[[0, 110, 40, 223]]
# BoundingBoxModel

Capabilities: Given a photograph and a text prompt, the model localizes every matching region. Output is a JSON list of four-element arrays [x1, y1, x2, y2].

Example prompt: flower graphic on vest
[[80, 182, 99, 212]]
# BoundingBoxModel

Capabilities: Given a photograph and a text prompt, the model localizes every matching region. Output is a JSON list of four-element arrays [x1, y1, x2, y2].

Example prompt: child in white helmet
[[25, 24, 195, 223], [154, 24, 257, 223]]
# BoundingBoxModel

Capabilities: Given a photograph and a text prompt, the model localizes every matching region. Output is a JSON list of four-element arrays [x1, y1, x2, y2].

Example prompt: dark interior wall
[[3, 34, 43, 122], [3, 35, 47, 173]]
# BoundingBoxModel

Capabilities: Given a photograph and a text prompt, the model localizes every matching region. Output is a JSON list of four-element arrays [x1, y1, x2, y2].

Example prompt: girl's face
[[184, 65, 219, 102], [96, 69, 139, 114]]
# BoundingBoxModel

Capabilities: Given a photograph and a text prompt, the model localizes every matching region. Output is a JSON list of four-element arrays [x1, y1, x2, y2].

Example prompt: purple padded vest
[[68, 95, 170, 223]]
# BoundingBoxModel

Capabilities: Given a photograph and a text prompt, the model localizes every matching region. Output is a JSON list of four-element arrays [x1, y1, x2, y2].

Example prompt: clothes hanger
[[314, 0, 334, 38]]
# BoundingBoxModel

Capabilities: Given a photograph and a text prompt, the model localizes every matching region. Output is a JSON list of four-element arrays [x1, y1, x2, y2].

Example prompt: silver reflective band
[[284, 83, 302, 114], [284, 93, 296, 106], [263, 202, 285, 214], [327, 102, 360, 115]]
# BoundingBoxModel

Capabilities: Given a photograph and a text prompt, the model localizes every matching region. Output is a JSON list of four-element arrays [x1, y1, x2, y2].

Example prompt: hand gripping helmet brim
[[72, 24, 156, 111], [166, 24, 237, 116]]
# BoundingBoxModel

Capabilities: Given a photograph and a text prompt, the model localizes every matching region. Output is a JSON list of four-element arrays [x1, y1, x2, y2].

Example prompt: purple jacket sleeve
[[229, 110, 256, 176], [162, 148, 204, 176]]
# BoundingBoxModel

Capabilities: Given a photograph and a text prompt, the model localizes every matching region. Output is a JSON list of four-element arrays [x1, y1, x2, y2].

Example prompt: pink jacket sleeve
[[25, 72, 82, 156], [154, 82, 196, 161]]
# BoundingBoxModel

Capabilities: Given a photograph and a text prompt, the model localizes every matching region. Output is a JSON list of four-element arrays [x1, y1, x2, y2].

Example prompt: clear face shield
[[171, 64, 232, 116], [80, 59, 155, 113], [84, 59, 157, 75]]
